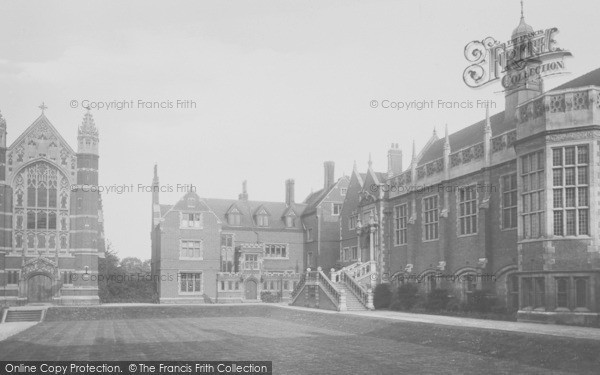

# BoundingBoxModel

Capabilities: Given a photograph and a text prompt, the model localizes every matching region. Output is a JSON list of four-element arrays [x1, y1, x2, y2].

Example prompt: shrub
[[425, 289, 450, 311], [260, 291, 281, 303], [373, 283, 392, 309], [467, 289, 496, 313], [445, 298, 461, 312], [391, 283, 420, 311]]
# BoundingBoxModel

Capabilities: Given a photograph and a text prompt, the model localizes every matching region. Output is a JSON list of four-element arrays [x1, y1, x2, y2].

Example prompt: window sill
[[263, 257, 289, 260], [550, 235, 593, 240], [574, 307, 591, 313], [178, 292, 203, 296], [457, 233, 478, 238], [179, 226, 203, 230]]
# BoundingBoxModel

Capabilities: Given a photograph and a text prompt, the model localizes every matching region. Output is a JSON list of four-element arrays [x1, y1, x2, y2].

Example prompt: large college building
[[152, 11, 600, 324], [0, 107, 105, 306], [333, 16, 600, 324], [150, 161, 349, 304]]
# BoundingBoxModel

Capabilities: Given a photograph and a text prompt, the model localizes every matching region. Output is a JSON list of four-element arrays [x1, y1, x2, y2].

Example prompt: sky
[[0, 0, 598, 260]]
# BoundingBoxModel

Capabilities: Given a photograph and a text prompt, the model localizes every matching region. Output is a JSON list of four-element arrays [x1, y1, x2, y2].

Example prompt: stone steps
[[4, 309, 44, 323], [335, 283, 368, 311]]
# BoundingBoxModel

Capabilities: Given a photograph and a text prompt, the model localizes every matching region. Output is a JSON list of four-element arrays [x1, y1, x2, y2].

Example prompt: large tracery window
[[13, 162, 70, 253]]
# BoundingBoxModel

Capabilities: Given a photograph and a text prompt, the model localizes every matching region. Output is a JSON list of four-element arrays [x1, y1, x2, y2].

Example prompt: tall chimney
[[285, 179, 295, 206], [324, 161, 335, 189], [239, 180, 248, 201], [387, 144, 403, 177]]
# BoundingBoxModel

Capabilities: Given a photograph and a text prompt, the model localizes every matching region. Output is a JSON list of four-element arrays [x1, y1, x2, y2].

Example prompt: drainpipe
[[317, 207, 321, 268]]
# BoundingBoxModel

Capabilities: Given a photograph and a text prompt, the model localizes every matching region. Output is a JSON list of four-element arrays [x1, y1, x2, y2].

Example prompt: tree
[[98, 242, 155, 303]]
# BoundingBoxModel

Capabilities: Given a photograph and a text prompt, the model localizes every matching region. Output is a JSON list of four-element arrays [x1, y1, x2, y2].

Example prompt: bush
[[467, 289, 496, 313], [425, 289, 450, 311], [260, 291, 281, 303], [445, 298, 461, 312], [373, 283, 392, 309], [390, 283, 420, 311]]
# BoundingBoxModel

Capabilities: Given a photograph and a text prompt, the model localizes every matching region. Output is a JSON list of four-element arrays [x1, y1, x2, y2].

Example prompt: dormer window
[[228, 208, 242, 226], [341, 188, 347, 196], [181, 213, 202, 228], [257, 214, 269, 227], [187, 197, 196, 207], [256, 208, 269, 227], [285, 215, 295, 228]]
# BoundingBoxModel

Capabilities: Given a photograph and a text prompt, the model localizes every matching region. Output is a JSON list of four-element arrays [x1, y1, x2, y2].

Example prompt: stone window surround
[[178, 271, 203, 295]]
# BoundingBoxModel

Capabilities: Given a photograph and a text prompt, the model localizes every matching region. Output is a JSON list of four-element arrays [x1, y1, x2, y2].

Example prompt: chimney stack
[[387, 143, 403, 177], [285, 179, 295, 206], [324, 161, 335, 189], [239, 180, 248, 201]]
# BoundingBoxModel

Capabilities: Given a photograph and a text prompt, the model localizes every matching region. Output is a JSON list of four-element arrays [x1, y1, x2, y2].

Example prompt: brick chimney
[[387, 144, 403, 177], [238, 180, 248, 201], [324, 161, 335, 189], [285, 179, 295, 206]]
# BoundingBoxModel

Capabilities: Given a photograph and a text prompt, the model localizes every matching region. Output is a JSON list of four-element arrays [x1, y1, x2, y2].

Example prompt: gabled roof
[[9, 113, 76, 154], [203, 198, 306, 230], [253, 204, 271, 217], [159, 204, 173, 216], [302, 176, 350, 216], [170, 191, 211, 212]]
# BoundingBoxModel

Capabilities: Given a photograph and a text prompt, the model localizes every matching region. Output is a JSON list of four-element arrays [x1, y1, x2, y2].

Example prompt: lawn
[[1, 305, 598, 374]]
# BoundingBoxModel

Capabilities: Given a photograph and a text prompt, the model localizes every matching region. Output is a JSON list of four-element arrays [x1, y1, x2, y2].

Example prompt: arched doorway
[[27, 274, 53, 303], [245, 279, 257, 300]]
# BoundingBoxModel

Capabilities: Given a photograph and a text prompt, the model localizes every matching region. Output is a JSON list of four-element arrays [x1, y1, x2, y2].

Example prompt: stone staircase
[[335, 283, 368, 311], [2, 307, 46, 323]]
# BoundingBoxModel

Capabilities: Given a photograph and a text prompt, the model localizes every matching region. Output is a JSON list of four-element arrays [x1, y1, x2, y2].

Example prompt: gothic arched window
[[13, 162, 70, 253]]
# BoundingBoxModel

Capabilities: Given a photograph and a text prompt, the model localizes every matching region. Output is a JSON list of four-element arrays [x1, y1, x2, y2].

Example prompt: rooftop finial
[[39, 102, 48, 114], [368, 152, 373, 168], [521, 0, 524, 18]]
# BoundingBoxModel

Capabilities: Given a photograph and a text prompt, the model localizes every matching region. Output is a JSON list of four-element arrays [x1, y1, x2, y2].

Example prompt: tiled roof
[[417, 67, 600, 167], [552, 67, 600, 91], [203, 198, 306, 230], [302, 185, 334, 216], [159, 205, 173, 216], [418, 111, 507, 166]]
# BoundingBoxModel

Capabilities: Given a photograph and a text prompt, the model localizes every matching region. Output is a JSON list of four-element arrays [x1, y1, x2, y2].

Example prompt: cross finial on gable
[[39, 102, 48, 113]]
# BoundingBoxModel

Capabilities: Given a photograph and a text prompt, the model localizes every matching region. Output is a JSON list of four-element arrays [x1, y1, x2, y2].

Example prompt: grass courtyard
[[1, 305, 599, 374]]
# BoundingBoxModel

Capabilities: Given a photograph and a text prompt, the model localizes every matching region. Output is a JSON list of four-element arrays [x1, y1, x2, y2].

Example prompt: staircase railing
[[341, 269, 374, 310], [347, 260, 376, 279], [317, 268, 341, 306], [290, 272, 306, 303], [331, 260, 376, 284], [290, 268, 347, 311]]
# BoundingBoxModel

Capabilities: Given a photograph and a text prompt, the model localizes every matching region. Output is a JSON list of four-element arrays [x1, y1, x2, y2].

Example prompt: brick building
[[331, 16, 600, 323], [301, 161, 349, 271], [0, 107, 105, 306], [151, 169, 305, 303]]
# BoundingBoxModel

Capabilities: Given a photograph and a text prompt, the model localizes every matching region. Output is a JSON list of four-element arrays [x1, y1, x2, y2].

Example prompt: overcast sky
[[1, 0, 598, 260]]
